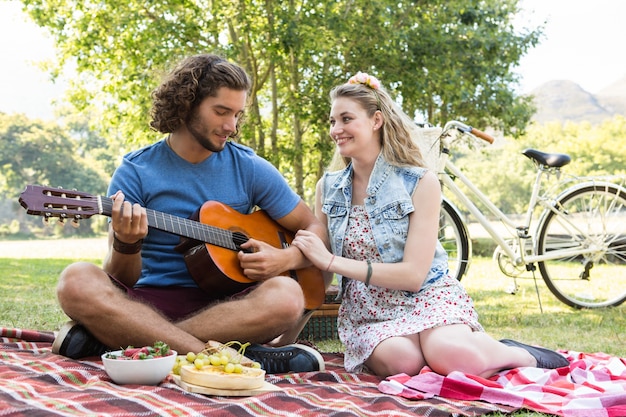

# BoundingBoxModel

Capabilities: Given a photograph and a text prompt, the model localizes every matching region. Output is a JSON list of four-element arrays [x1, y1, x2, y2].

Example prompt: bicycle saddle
[[522, 148, 571, 168]]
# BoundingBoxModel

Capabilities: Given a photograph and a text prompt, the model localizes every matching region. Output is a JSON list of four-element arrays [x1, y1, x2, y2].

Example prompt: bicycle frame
[[431, 121, 626, 309], [438, 129, 602, 266]]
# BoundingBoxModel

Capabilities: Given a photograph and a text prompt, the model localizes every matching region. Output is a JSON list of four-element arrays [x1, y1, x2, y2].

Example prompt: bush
[[472, 237, 497, 257]]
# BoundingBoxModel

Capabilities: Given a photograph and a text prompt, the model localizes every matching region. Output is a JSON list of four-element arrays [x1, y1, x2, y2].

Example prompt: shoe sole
[[51, 320, 77, 354]]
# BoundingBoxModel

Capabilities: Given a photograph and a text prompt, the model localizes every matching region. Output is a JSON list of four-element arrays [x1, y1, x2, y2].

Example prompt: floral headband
[[347, 71, 381, 90]]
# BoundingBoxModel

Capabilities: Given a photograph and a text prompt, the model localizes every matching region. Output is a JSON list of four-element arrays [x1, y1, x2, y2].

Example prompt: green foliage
[[523, 117, 626, 177], [344, 0, 540, 135], [0, 220, 20, 237], [21, 0, 541, 203], [0, 113, 112, 237], [0, 113, 110, 196]]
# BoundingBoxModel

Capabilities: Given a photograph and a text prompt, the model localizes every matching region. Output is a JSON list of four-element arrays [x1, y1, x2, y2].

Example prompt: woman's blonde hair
[[327, 76, 426, 171]]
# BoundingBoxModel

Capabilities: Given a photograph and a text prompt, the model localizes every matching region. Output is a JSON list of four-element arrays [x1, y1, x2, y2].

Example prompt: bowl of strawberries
[[102, 341, 177, 385]]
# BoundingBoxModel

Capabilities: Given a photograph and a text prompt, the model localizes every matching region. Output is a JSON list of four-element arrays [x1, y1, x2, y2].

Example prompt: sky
[[1, 0, 626, 120], [515, 0, 626, 93]]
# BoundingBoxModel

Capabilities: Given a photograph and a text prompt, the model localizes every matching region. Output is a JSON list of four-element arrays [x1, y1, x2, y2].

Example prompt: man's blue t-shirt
[[107, 139, 301, 288]]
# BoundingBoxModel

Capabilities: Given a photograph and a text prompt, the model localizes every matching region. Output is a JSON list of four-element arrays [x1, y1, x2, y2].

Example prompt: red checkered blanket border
[[379, 350, 626, 417]]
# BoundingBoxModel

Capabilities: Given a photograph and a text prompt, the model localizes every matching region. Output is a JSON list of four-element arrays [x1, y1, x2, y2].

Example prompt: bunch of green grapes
[[171, 342, 261, 375]]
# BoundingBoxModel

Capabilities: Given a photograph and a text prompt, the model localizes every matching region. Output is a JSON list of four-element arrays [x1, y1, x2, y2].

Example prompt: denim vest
[[321, 154, 448, 294]]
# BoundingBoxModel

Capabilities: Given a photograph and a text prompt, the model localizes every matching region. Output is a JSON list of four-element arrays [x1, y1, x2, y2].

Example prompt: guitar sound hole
[[232, 231, 252, 252]]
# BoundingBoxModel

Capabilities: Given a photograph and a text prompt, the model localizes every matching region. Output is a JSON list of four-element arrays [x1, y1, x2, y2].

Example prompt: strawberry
[[106, 342, 171, 360]]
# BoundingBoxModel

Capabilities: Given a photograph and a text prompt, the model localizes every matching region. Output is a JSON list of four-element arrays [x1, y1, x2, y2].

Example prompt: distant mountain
[[529, 77, 626, 124], [596, 76, 626, 116]]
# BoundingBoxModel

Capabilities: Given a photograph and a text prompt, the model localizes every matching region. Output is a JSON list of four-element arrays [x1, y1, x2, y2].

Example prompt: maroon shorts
[[109, 275, 254, 322]]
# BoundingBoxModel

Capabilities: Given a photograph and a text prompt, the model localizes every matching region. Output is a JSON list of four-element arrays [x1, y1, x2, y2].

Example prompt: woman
[[292, 72, 569, 378]]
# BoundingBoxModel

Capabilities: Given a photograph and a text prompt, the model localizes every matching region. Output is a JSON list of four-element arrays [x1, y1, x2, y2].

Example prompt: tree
[[0, 113, 110, 236], [22, 0, 542, 202]]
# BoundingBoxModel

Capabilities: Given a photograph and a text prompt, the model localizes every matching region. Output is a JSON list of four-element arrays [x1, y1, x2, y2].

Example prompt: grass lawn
[[459, 259, 625, 357], [0, 257, 100, 330], [0, 239, 624, 417]]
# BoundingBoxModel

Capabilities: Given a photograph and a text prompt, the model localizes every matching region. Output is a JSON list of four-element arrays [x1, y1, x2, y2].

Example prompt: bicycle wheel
[[536, 183, 626, 308], [439, 198, 471, 281]]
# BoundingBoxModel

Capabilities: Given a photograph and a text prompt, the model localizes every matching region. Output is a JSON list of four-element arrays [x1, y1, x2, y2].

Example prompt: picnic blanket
[[0, 327, 515, 417], [2, 328, 625, 417], [379, 351, 626, 417]]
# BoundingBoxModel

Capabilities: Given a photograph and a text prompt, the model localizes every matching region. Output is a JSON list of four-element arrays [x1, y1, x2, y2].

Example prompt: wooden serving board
[[170, 374, 281, 397]]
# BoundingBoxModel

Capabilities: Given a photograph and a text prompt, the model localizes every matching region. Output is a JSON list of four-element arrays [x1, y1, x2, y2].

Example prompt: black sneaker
[[244, 343, 325, 374], [52, 321, 111, 359]]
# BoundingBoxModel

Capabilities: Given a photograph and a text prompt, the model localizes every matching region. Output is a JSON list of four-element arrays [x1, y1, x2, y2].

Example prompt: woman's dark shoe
[[500, 339, 569, 369]]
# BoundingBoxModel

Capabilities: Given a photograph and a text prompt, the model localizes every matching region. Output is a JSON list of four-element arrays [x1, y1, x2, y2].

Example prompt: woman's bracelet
[[113, 233, 143, 255], [365, 259, 372, 286], [326, 254, 336, 271]]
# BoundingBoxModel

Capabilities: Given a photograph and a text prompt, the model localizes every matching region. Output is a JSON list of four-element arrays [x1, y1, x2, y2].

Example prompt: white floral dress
[[337, 205, 484, 373]]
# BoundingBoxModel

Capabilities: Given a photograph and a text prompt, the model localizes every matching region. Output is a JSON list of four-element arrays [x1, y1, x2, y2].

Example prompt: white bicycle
[[427, 121, 626, 309]]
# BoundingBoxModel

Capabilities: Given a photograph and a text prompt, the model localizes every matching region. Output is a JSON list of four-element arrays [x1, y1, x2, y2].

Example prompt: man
[[51, 54, 329, 373]]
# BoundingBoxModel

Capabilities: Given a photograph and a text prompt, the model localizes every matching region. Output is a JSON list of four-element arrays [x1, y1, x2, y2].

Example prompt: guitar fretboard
[[100, 197, 246, 251]]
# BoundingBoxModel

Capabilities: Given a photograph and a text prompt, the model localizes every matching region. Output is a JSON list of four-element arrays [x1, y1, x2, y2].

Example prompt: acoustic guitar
[[18, 185, 326, 310]]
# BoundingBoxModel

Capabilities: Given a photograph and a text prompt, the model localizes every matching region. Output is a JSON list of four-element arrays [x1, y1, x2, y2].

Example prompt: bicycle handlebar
[[443, 120, 495, 144], [470, 127, 494, 144]]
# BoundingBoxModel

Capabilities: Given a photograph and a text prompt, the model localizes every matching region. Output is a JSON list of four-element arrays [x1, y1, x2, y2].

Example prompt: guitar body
[[180, 201, 326, 310], [182, 244, 255, 300]]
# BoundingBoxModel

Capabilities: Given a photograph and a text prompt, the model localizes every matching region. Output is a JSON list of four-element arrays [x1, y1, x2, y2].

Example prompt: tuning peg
[[71, 219, 80, 228], [57, 218, 65, 226], [42, 216, 50, 227]]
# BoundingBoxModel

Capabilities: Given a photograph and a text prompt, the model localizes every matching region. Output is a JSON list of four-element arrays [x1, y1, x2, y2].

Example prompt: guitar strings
[[100, 197, 239, 251]]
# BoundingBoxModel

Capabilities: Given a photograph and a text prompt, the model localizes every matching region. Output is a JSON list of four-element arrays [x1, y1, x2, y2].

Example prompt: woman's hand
[[292, 230, 334, 271]]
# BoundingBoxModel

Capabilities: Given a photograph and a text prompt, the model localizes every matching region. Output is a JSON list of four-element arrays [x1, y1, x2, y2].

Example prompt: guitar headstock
[[19, 185, 101, 221]]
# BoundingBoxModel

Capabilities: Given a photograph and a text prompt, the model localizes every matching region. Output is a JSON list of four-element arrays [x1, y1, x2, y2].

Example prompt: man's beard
[[186, 111, 228, 153]]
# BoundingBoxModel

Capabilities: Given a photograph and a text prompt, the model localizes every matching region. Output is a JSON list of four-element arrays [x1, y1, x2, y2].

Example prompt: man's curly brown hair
[[149, 54, 252, 135]]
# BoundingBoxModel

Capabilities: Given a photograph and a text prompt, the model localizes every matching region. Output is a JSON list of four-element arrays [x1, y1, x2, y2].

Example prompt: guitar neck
[[100, 197, 240, 250]]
